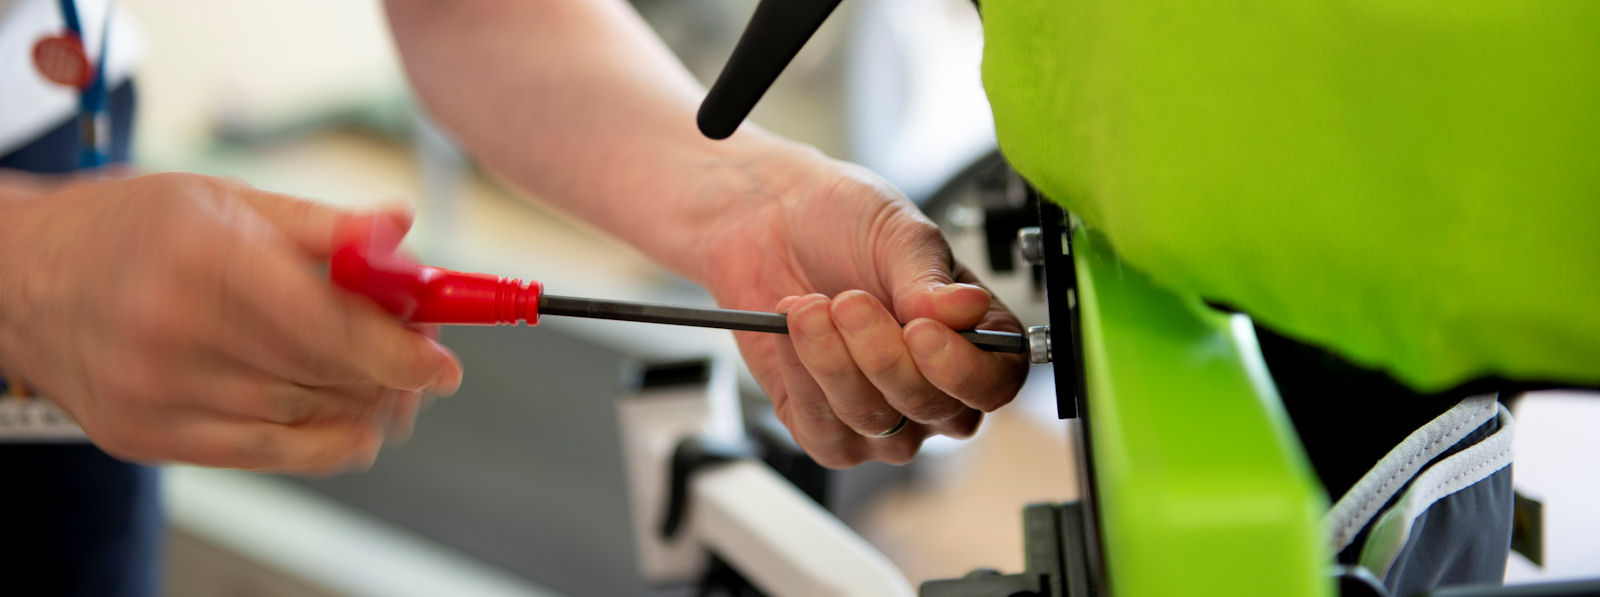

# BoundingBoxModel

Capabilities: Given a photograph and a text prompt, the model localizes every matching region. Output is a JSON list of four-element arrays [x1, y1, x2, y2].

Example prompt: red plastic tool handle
[[330, 216, 541, 326]]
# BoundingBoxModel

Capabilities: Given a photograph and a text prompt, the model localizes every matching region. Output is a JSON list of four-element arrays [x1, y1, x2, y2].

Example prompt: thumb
[[883, 239, 991, 330], [239, 189, 413, 259]]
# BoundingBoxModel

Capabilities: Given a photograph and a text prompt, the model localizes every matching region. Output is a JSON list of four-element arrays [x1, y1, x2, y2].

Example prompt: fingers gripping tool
[[330, 218, 1049, 361]]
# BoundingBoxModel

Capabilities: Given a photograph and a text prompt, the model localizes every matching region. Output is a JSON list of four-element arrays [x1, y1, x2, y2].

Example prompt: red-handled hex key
[[329, 217, 1027, 354]]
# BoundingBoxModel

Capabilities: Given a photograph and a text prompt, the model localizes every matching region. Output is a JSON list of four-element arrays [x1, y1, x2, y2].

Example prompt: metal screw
[[1017, 226, 1044, 265], [1026, 325, 1052, 364]]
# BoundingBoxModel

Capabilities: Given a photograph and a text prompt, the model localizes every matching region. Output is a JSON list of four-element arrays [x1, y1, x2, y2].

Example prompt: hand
[[697, 153, 1028, 468], [0, 173, 461, 475]]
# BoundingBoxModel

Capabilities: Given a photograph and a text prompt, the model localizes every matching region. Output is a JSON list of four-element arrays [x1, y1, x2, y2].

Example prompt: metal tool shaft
[[538, 294, 1027, 354]]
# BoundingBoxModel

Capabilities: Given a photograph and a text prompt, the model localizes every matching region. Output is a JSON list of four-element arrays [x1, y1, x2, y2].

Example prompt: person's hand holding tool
[[0, 173, 460, 475], [695, 156, 1029, 468], [325, 160, 1029, 470], [383, 0, 1026, 468]]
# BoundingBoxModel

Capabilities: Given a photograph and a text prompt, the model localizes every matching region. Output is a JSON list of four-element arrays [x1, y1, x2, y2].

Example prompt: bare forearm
[[383, 0, 818, 282]]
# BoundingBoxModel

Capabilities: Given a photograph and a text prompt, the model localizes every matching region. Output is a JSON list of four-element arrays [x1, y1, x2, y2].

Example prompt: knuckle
[[875, 438, 921, 466], [143, 171, 199, 195], [803, 354, 855, 381], [348, 384, 392, 406], [230, 426, 285, 469], [283, 355, 331, 385], [268, 388, 321, 426], [901, 392, 963, 422], [301, 437, 365, 477], [312, 428, 363, 464], [281, 196, 319, 228], [392, 337, 443, 388], [315, 359, 359, 386], [830, 400, 895, 431], [945, 357, 1027, 414], [188, 173, 238, 197], [792, 433, 864, 470], [333, 303, 380, 376], [786, 396, 837, 423], [810, 449, 865, 470], [289, 349, 357, 386], [773, 403, 796, 430], [932, 410, 982, 439], [943, 410, 983, 438], [966, 395, 1006, 413], [964, 387, 1015, 413], [366, 349, 420, 391], [157, 171, 207, 187], [855, 350, 900, 378], [169, 174, 233, 213]]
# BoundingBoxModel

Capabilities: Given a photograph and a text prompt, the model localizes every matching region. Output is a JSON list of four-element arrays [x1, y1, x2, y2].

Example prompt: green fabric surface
[[979, 0, 1600, 391]]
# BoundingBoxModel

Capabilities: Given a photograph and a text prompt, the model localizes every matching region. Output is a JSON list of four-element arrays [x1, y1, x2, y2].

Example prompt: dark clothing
[[0, 444, 162, 597], [1261, 325, 1515, 595], [0, 81, 161, 597], [0, 82, 137, 173]]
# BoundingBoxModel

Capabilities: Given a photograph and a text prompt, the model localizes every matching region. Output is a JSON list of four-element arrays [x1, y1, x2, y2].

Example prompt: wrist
[[0, 189, 49, 372]]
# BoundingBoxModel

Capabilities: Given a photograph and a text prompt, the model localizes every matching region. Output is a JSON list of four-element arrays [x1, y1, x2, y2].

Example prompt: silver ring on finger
[[874, 415, 910, 438]]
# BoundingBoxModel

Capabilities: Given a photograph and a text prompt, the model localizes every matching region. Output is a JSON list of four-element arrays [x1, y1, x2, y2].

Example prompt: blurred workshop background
[[120, 1, 1598, 595]]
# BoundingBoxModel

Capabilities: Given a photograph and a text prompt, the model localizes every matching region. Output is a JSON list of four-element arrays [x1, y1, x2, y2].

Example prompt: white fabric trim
[[1357, 404, 1515, 579], [1324, 395, 1500, 553], [0, 0, 143, 155], [0, 396, 86, 440]]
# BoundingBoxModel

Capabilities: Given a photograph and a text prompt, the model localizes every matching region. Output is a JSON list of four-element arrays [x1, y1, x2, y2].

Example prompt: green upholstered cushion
[[980, 0, 1600, 391]]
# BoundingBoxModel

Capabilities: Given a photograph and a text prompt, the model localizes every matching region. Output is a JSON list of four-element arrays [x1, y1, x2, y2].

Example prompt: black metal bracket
[[659, 435, 757, 541], [1036, 196, 1083, 421], [919, 502, 1096, 597]]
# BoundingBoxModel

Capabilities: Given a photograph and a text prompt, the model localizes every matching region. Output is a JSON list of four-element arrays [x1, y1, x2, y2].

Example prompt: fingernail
[[794, 300, 835, 339], [389, 400, 418, 444], [832, 291, 875, 333], [429, 362, 462, 396], [378, 204, 415, 232], [906, 320, 947, 357], [349, 449, 380, 473], [934, 283, 988, 298], [775, 295, 800, 313], [343, 435, 383, 473], [424, 340, 462, 395]]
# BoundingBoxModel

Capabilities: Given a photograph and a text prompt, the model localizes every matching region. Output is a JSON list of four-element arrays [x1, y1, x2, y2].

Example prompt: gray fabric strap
[[1357, 404, 1515, 580], [1324, 395, 1500, 553]]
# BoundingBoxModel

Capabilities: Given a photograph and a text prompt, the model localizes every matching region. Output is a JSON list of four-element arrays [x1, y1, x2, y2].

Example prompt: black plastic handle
[[697, 0, 843, 139]]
